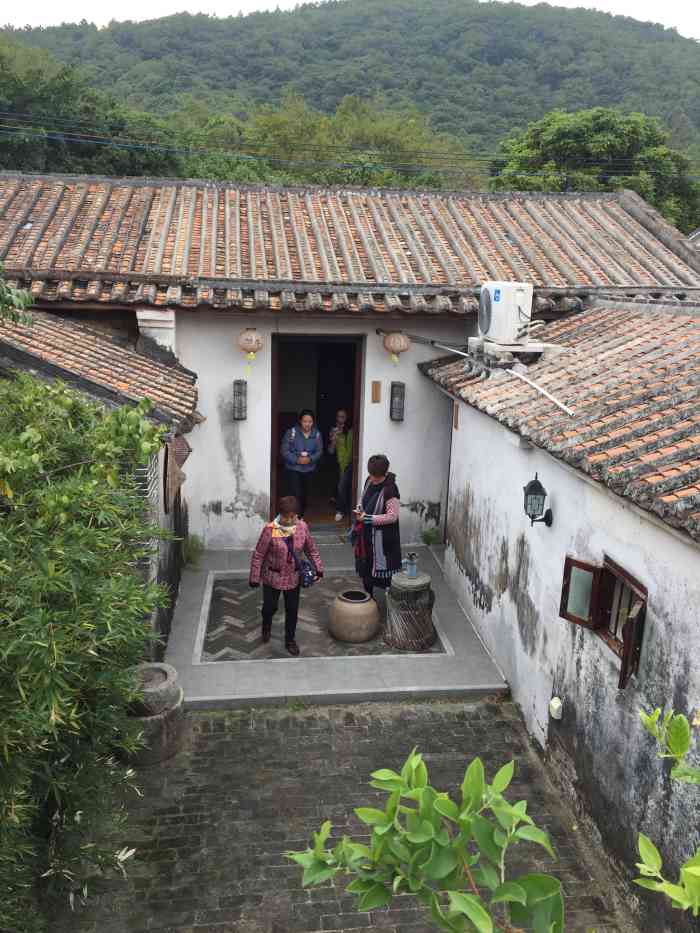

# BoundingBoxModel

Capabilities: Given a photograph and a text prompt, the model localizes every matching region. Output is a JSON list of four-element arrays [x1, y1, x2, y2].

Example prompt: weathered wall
[[444, 403, 700, 930], [176, 312, 466, 548]]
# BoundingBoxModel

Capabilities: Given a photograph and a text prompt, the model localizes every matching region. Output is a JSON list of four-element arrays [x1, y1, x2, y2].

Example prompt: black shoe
[[285, 640, 300, 656], [262, 623, 272, 643]]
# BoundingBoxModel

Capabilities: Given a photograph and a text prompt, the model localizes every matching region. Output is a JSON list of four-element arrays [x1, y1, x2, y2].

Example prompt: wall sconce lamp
[[523, 472, 553, 527], [390, 381, 405, 421], [232, 379, 247, 420]]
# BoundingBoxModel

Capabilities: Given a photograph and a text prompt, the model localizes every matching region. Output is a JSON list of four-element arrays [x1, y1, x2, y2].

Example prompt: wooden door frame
[[270, 333, 364, 521]]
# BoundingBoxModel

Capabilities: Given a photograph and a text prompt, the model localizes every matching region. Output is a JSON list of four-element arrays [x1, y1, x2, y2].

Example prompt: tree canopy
[[6, 0, 700, 151], [490, 108, 700, 233]]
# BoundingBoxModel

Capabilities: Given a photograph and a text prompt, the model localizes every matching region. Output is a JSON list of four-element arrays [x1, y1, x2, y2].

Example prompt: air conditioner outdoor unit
[[478, 281, 534, 345]]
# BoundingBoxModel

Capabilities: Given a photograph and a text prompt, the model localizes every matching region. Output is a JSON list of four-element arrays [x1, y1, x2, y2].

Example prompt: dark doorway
[[271, 336, 362, 527]]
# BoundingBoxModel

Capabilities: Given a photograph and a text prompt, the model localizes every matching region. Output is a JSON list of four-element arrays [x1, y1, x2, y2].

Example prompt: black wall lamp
[[390, 381, 405, 421], [232, 379, 247, 420], [523, 473, 553, 527]]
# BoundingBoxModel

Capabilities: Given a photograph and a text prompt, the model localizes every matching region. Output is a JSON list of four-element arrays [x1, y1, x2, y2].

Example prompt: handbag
[[285, 537, 317, 588]]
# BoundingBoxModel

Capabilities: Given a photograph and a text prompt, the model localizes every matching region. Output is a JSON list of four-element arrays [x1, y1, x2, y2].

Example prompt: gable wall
[[445, 402, 700, 929], [176, 312, 468, 548]]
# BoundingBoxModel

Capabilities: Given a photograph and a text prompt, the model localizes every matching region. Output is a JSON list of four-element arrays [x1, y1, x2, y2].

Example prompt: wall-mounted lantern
[[237, 327, 263, 375], [233, 379, 247, 420], [390, 381, 405, 421], [383, 331, 411, 364], [523, 472, 553, 527]]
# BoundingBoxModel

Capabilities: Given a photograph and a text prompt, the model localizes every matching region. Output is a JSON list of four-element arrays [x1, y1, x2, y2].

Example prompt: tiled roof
[[0, 311, 197, 427], [420, 297, 700, 540], [1, 173, 699, 314]]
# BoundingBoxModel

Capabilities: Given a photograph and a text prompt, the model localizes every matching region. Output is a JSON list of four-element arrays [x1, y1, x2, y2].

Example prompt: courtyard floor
[[54, 700, 636, 933], [166, 544, 505, 707]]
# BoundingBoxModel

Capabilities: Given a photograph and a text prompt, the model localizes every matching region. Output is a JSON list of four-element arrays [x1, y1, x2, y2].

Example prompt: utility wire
[[2, 110, 699, 168]]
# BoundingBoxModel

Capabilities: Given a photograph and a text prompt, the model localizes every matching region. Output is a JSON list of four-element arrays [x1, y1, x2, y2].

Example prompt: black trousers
[[285, 469, 312, 517], [262, 584, 300, 641], [336, 464, 353, 515]]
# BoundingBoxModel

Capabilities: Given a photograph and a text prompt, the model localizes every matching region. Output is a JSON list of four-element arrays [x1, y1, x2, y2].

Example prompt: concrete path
[[166, 545, 506, 708]]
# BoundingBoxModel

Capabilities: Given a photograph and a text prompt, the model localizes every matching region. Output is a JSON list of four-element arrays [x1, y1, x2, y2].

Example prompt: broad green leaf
[[313, 820, 332, 856], [491, 760, 515, 794], [287, 850, 315, 868], [433, 826, 450, 847], [371, 768, 402, 782], [514, 825, 556, 858], [406, 820, 434, 844], [671, 764, 700, 785], [491, 881, 528, 906], [414, 759, 429, 788], [389, 836, 412, 862], [355, 807, 388, 827], [639, 707, 661, 738], [302, 860, 336, 886], [347, 877, 378, 893], [634, 878, 665, 891], [474, 862, 500, 892], [514, 873, 562, 905], [667, 715, 691, 758], [448, 892, 494, 933], [656, 882, 692, 909], [491, 801, 518, 831], [434, 795, 460, 822], [471, 814, 504, 865], [358, 883, 392, 910], [423, 843, 458, 880], [461, 758, 485, 813], [638, 833, 663, 874]]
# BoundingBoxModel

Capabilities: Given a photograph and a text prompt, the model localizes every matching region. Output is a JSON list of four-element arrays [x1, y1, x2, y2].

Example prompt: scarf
[[271, 516, 296, 539]]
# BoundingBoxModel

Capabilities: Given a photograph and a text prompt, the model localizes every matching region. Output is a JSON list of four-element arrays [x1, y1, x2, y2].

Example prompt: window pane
[[567, 566, 594, 620]]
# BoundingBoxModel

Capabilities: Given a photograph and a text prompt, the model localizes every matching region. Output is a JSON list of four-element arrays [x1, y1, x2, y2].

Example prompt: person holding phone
[[280, 409, 323, 520], [328, 408, 353, 523], [352, 454, 402, 597]]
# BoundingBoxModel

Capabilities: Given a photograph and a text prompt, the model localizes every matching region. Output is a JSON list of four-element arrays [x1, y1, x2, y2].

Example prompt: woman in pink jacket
[[249, 496, 323, 656]]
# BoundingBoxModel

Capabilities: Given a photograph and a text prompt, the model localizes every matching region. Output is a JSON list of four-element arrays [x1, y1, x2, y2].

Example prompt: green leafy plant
[[181, 532, 204, 567], [634, 708, 700, 916], [0, 374, 168, 932], [287, 748, 564, 932], [0, 262, 32, 324], [421, 527, 442, 547]]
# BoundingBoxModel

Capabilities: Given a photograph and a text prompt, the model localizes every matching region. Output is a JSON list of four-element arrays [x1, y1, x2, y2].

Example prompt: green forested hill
[[6, 0, 700, 150]]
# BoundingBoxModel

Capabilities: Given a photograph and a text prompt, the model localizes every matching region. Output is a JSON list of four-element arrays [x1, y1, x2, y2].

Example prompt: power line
[[2, 110, 699, 169], [2, 121, 699, 180]]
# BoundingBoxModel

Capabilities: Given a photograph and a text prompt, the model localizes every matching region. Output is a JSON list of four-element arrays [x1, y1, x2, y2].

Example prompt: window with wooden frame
[[559, 555, 647, 689]]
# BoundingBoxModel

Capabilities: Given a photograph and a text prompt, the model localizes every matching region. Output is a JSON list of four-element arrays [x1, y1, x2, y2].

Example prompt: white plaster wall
[[444, 402, 700, 902], [176, 312, 466, 548]]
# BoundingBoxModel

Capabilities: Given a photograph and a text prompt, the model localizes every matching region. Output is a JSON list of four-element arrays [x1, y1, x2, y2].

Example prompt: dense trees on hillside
[[491, 108, 700, 232], [6, 0, 700, 150]]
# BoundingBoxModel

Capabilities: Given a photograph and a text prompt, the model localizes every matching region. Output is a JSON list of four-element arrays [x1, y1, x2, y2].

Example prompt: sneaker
[[285, 640, 300, 657], [335, 512, 344, 522]]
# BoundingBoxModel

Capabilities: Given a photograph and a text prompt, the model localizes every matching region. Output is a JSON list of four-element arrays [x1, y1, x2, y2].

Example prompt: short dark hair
[[298, 409, 315, 422], [278, 495, 299, 516], [367, 454, 389, 477]]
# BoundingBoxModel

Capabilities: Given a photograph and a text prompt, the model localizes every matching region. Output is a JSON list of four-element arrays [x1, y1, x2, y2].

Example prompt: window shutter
[[618, 598, 646, 689], [559, 556, 601, 629]]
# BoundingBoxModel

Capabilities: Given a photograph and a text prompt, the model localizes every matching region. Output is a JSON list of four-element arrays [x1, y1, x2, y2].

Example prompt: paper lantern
[[237, 328, 263, 361], [383, 331, 411, 364]]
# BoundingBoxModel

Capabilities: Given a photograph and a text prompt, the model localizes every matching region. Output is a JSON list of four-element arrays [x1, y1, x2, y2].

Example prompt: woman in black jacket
[[352, 454, 402, 597]]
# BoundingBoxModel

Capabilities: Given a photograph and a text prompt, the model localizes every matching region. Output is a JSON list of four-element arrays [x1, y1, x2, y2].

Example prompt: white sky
[[2, 0, 699, 40]]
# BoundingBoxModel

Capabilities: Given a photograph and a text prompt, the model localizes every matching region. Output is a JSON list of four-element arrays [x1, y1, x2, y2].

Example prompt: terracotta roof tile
[[0, 311, 197, 426], [420, 297, 700, 540], [1, 173, 700, 313]]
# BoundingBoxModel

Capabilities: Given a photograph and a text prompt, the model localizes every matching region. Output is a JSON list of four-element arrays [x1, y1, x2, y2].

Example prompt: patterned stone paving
[[202, 574, 445, 661]]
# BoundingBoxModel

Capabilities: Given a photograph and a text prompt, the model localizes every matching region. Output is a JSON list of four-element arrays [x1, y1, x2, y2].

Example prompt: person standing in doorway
[[352, 454, 402, 597], [328, 408, 353, 523], [280, 409, 323, 519], [249, 496, 323, 656]]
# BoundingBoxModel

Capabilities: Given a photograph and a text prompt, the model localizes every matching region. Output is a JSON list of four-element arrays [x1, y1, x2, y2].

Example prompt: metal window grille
[[133, 453, 160, 579]]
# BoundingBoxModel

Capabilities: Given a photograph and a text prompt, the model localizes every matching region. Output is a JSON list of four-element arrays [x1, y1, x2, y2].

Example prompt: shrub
[[0, 374, 167, 931], [288, 748, 564, 932]]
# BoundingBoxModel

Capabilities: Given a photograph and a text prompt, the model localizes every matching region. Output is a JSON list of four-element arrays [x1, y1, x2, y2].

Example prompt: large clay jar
[[328, 590, 381, 643], [126, 662, 185, 766]]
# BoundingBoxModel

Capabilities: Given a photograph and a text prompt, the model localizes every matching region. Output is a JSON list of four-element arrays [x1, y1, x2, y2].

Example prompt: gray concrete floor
[[166, 545, 506, 708]]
